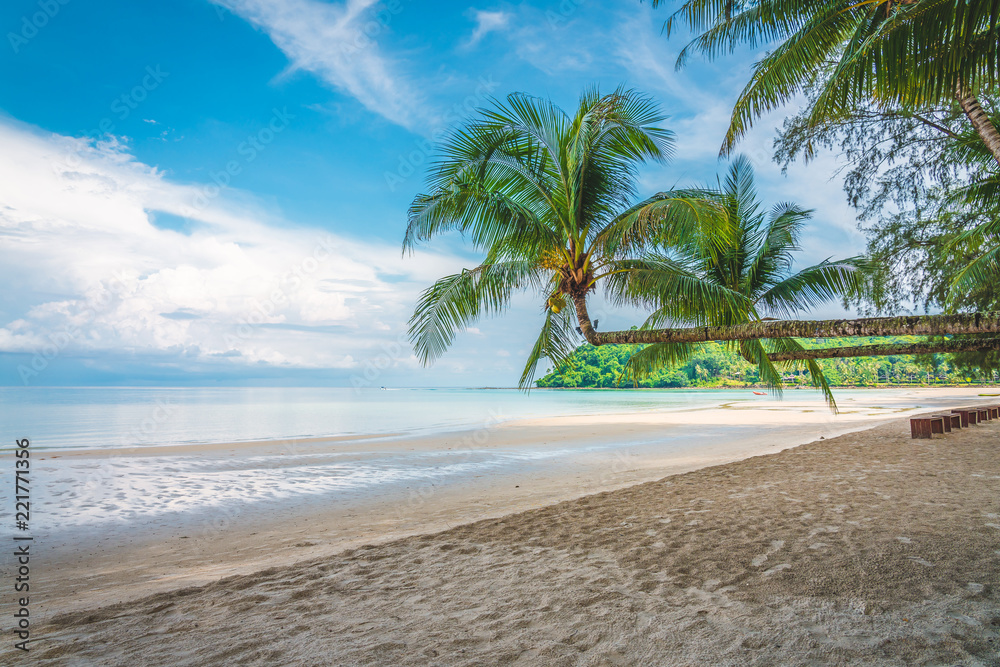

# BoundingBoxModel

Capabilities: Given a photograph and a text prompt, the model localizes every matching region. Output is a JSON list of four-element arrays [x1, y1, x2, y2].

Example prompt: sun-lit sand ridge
[[4, 390, 999, 664]]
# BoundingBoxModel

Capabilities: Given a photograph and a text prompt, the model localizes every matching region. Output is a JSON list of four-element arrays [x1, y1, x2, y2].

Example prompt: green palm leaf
[[405, 87, 681, 388], [408, 261, 545, 365], [520, 306, 580, 390]]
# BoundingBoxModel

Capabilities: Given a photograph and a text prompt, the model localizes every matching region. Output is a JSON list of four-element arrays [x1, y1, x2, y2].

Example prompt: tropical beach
[[4, 0, 1000, 664], [3, 389, 998, 665]]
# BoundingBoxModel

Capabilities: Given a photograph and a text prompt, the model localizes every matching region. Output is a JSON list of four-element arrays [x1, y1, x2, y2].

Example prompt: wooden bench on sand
[[935, 413, 962, 432], [910, 416, 946, 439], [910, 406, 997, 438], [951, 408, 979, 427]]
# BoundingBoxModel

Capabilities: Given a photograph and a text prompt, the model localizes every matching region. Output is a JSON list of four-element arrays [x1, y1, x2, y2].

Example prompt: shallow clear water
[[0, 386, 776, 451], [0, 386, 981, 537]]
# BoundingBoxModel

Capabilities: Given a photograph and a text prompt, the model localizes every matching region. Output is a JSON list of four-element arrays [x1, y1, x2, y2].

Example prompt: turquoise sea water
[[0, 386, 984, 539], [0, 386, 776, 451]]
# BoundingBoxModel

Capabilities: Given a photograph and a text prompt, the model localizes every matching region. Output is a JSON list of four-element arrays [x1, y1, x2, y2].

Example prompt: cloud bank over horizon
[[0, 119, 479, 385]]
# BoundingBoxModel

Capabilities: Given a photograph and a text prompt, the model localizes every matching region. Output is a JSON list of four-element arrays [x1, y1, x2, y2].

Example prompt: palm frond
[[519, 306, 580, 390], [757, 257, 870, 318], [408, 261, 545, 365], [593, 188, 728, 257], [766, 337, 838, 412], [950, 243, 1000, 295], [603, 256, 754, 326], [742, 200, 811, 296], [738, 337, 785, 398], [622, 341, 696, 386]]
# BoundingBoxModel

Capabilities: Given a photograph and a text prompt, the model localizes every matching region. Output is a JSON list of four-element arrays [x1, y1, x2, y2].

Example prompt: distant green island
[[536, 338, 999, 389]]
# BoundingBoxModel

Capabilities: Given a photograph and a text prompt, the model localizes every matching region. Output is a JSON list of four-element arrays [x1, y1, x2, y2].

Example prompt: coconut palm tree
[[618, 156, 867, 408], [403, 87, 728, 388], [625, 0, 1000, 361], [656, 0, 1000, 165], [405, 88, 1000, 379]]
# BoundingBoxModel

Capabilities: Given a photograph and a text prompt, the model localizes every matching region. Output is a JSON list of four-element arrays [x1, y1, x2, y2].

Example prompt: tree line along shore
[[536, 338, 1000, 389]]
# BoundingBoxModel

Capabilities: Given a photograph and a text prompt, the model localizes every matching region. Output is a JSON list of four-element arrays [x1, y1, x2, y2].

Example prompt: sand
[[15, 389, 967, 618], [6, 400, 999, 665]]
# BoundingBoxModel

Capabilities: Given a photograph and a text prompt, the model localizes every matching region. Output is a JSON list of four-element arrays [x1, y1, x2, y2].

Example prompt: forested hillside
[[536, 339, 999, 388]]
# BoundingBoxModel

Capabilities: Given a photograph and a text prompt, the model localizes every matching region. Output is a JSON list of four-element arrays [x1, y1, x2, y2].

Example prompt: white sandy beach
[[2, 388, 999, 665]]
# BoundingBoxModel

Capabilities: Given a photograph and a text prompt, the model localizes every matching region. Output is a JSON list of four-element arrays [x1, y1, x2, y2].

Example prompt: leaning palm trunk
[[766, 337, 1000, 362], [956, 87, 1000, 168], [571, 307, 1000, 346]]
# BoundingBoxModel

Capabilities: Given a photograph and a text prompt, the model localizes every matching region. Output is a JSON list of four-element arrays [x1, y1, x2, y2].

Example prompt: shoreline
[[9, 385, 998, 456], [9, 388, 997, 621], [19, 384, 998, 456], [9, 400, 1000, 664]]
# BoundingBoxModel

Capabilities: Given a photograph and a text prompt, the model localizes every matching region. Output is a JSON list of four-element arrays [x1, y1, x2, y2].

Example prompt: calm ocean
[[0, 386, 770, 451], [0, 386, 972, 538]]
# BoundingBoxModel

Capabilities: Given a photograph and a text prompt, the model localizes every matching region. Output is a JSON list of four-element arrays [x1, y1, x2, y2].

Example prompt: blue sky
[[0, 0, 866, 386]]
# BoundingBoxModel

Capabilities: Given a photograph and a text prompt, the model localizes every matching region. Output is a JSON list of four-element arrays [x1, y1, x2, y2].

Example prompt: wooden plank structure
[[952, 408, 978, 427], [910, 416, 945, 439], [933, 414, 962, 432], [911, 405, 999, 439]]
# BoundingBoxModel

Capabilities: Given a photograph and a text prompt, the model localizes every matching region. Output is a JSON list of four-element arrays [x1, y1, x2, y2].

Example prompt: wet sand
[[11, 389, 972, 617], [3, 390, 999, 664]]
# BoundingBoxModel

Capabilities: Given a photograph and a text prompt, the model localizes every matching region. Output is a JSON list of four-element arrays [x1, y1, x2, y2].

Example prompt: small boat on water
[[753, 391, 767, 395]]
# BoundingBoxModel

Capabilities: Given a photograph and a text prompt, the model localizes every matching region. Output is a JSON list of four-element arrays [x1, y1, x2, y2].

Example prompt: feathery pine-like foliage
[[774, 85, 1000, 370]]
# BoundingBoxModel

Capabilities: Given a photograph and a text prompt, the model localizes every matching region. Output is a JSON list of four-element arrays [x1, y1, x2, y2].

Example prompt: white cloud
[[213, 0, 429, 130], [463, 9, 510, 48], [0, 119, 465, 374]]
